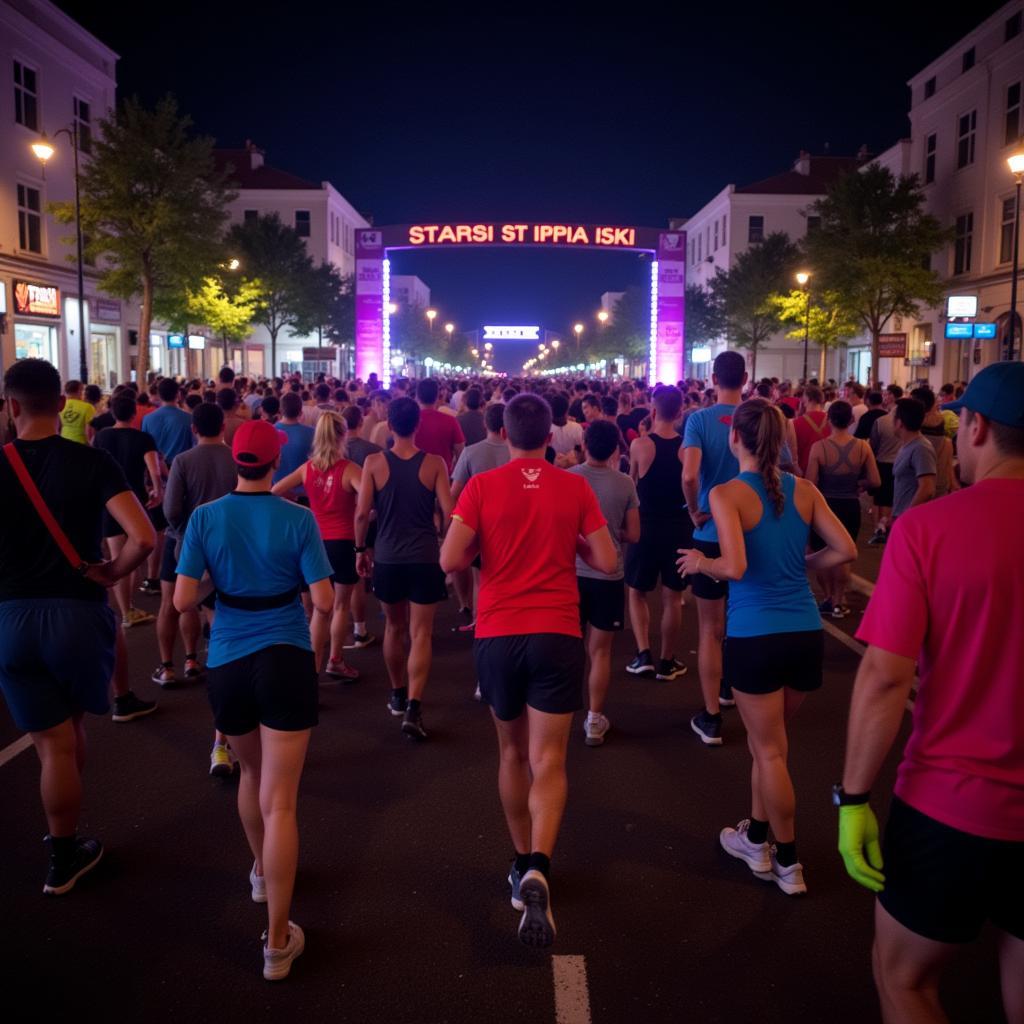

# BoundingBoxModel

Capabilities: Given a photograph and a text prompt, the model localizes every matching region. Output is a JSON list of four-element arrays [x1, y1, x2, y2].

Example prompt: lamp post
[[796, 271, 811, 382], [1008, 153, 1024, 360], [426, 308, 437, 332], [574, 322, 584, 351], [32, 126, 87, 382], [597, 310, 609, 324]]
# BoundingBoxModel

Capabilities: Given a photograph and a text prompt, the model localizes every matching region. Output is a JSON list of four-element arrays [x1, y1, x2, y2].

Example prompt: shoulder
[[423, 451, 447, 471], [792, 475, 818, 497]]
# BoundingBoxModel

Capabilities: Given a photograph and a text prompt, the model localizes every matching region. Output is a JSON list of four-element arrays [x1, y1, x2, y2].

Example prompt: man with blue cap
[[836, 361, 1024, 1023]]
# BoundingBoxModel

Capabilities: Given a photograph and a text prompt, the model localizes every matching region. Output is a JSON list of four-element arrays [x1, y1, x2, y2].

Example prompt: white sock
[[354, 621, 366, 636]]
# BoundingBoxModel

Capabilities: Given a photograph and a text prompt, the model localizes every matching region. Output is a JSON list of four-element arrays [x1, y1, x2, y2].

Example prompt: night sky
[[61, 1, 1004, 367]]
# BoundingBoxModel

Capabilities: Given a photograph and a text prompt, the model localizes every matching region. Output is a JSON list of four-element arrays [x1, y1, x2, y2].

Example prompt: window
[[689, 239, 694, 264], [243, 209, 258, 225], [14, 60, 38, 130], [295, 210, 310, 237], [909, 324, 934, 366], [705, 226, 710, 256], [713, 219, 718, 251], [697, 232, 702, 261], [722, 213, 727, 242], [956, 110, 976, 169], [748, 215, 764, 243], [1008, 11, 1022, 40], [954, 212, 973, 275], [806, 215, 821, 234], [17, 182, 42, 253], [1007, 82, 1022, 147], [73, 97, 91, 154], [924, 76, 936, 99], [924, 133, 937, 184], [1000, 196, 1017, 264], [962, 48, 975, 73]]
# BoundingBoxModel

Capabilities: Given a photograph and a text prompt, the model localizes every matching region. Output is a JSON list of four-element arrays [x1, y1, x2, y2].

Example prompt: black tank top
[[373, 450, 439, 564], [638, 433, 685, 521]]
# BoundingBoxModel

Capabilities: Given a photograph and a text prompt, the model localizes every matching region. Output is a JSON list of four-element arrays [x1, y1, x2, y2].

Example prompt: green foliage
[[595, 286, 650, 360], [184, 276, 263, 341], [684, 284, 725, 349], [293, 264, 354, 346], [51, 96, 235, 381], [390, 304, 454, 364], [767, 289, 860, 349]]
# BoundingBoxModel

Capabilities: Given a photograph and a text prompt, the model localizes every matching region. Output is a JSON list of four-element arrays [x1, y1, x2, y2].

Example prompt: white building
[[672, 150, 870, 381], [600, 290, 624, 315], [0, 0, 135, 387], [390, 274, 431, 311], [859, 0, 1024, 387], [214, 142, 368, 377]]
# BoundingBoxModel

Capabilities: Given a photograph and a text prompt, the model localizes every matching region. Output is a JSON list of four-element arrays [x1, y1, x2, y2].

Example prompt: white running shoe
[[250, 862, 267, 904], [583, 712, 610, 747], [263, 921, 305, 981], [517, 870, 556, 948], [754, 850, 807, 895], [719, 819, 771, 874]]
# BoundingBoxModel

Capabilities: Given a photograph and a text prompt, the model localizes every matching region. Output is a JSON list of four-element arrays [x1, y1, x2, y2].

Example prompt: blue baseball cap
[[944, 361, 1024, 428]]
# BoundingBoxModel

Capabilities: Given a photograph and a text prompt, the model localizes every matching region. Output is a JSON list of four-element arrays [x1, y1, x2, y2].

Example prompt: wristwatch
[[354, 545, 367, 554], [832, 784, 870, 807]]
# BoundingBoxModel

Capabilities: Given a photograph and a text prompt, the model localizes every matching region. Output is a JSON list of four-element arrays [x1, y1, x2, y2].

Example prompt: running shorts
[[723, 629, 823, 694], [624, 517, 691, 593], [207, 643, 318, 735], [578, 576, 625, 631], [0, 598, 116, 732], [810, 497, 861, 551], [687, 539, 729, 601], [324, 539, 358, 585], [372, 561, 448, 605], [160, 538, 179, 583], [873, 462, 894, 508], [879, 796, 1024, 943], [474, 633, 585, 721]]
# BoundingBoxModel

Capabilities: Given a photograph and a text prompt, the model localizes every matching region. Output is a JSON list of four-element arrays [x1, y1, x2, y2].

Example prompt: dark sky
[[62, 1, 1004, 369]]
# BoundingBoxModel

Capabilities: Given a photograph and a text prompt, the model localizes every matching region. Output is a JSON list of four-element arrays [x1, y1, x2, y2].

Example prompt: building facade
[[390, 274, 431, 311]]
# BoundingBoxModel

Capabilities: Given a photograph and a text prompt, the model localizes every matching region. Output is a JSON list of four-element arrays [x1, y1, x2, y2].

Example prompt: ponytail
[[733, 398, 785, 516]]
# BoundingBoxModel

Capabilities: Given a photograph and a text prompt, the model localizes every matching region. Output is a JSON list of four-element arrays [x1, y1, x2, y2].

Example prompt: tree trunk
[[819, 343, 827, 383], [137, 272, 152, 384], [270, 328, 278, 379], [749, 341, 758, 384], [870, 328, 881, 388]]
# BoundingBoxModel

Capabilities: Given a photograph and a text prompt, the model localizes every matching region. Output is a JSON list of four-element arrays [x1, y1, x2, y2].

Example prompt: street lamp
[[426, 308, 437, 331], [796, 271, 811, 382], [484, 341, 493, 351], [551, 339, 560, 350], [445, 322, 454, 337], [32, 127, 87, 381], [574, 323, 584, 350], [388, 302, 398, 315], [1008, 152, 1024, 360], [597, 310, 609, 324]]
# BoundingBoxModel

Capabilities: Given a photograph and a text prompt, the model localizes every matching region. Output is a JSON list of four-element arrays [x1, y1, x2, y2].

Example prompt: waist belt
[[215, 587, 300, 611]]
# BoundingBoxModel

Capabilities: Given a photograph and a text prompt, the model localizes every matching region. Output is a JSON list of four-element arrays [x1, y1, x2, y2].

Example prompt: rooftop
[[213, 141, 319, 191], [734, 151, 869, 195]]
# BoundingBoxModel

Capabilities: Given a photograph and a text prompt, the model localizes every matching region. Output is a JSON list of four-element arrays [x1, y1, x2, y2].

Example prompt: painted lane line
[[849, 573, 876, 597], [822, 621, 918, 711], [0, 734, 32, 769], [553, 955, 592, 1024]]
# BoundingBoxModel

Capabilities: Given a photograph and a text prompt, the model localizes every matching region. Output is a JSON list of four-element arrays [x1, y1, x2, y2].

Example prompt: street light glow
[[1009, 153, 1024, 176], [597, 310, 609, 323], [426, 309, 437, 321], [228, 258, 240, 271], [551, 339, 560, 349], [574, 323, 584, 335], [796, 271, 810, 286], [32, 139, 56, 162], [388, 302, 398, 315], [445, 322, 454, 335]]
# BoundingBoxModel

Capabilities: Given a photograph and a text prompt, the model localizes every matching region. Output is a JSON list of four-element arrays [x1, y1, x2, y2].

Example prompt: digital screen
[[167, 334, 185, 349], [973, 322, 997, 339], [944, 323, 973, 339], [946, 295, 978, 318], [188, 335, 206, 350]]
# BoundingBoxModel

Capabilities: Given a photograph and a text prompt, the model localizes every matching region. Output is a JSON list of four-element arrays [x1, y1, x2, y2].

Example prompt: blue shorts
[[0, 598, 117, 732]]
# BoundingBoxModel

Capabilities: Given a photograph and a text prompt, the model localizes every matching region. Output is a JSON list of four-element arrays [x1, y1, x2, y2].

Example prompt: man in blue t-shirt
[[142, 378, 194, 465], [173, 418, 333, 981], [681, 350, 747, 747], [273, 392, 315, 501]]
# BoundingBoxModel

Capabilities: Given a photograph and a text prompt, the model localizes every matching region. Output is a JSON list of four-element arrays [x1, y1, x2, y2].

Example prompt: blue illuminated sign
[[973, 322, 997, 339], [944, 323, 973, 339], [167, 334, 185, 349]]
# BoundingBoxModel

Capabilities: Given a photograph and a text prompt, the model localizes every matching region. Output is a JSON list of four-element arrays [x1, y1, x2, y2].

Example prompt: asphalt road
[[0, 568, 1007, 1023]]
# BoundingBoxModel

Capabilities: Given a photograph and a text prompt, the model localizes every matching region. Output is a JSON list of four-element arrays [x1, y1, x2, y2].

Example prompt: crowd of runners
[[0, 353, 1021, 1021]]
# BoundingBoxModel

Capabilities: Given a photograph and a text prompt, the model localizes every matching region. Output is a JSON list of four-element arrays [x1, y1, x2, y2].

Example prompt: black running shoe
[[517, 870, 556, 948], [43, 836, 103, 896], [691, 709, 723, 746], [656, 657, 688, 681], [111, 691, 157, 723], [387, 690, 408, 717], [626, 650, 656, 675], [402, 705, 427, 741], [719, 682, 736, 708], [137, 578, 160, 595], [508, 862, 525, 911]]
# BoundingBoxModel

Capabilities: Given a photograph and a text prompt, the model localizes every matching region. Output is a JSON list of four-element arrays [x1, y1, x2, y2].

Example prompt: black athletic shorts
[[811, 497, 861, 551], [879, 796, 1024, 943], [624, 517, 691, 593], [873, 462, 894, 508], [474, 633, 585, 721], [104, 503, 167, 539], [324, 539, 358, 585], [578, 576, 625, 631], [688, 538, 729, 601], [160, 538, 179, 583], [372, 561, 448, 605], [207, 643, 318, 735], [723, 629, 824, 694]]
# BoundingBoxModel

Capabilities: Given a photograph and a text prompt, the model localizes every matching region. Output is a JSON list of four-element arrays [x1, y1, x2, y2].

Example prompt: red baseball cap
[[232, 419, 287, 466]]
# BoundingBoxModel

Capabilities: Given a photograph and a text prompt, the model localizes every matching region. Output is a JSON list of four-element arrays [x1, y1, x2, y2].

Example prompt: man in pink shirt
[[837, 360, 1024, 1024], [414, 378, 464, 475]]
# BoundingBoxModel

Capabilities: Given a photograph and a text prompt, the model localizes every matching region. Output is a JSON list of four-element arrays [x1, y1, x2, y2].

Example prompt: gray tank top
[[817, 439, 865, 501], [373, 450, 439, 564]]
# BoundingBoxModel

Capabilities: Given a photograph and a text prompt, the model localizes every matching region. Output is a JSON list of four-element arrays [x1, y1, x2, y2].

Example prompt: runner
[[793, 385, 830, 473], [568, 419, 640, 746], [272, 393, 315, 503], [273, 411, 361, 681], [173, 418, 334, 981], [624, 386, 689, 682], [682, 350, 747, 746], [456, 387, 487, 445], [838, 362, 1024, 1023], [440, 393, 615, 947], [890, 398, 936, 522], [678, 398, 855, 896], [354, 396, 452, 740], [58, 379, 94, 445], [867, 386, 903, 544], [414, 378, 465, 475], [0, 359, 156, 894]]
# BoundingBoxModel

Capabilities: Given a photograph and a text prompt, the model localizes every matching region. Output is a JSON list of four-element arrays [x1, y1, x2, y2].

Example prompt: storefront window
[[89, 329, 119, 389], [15, 323, 60, 366]]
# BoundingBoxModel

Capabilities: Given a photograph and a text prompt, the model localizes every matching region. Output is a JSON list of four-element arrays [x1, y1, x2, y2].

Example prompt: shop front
[[167, 333, 187, 377], [12, 277, 62, 371], [187, 334, 207, 379], [90, 297, 122, 389]]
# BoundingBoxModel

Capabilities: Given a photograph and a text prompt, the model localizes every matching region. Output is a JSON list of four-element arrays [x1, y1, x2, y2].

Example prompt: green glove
[[838, 803, 886, 893]]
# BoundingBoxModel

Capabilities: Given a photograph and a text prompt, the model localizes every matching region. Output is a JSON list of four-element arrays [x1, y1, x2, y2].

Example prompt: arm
[[861, 443, 881, 491], [576, 525, 617, 575], [309, 577, 334, 615], [87, 491, 157, 587], [434, 459, 454, 524], [803, 480, 858, 571], [704, 485, 746, 580], [163, 459, 185, 535], [440, 518, 479, 573], [354, 455, 378, 576], [805, 442, 822, 487], [911, 475, 936, 507], [682, 446, 708, 527], [144, 450, 163, 506], [621, 507, 641, 545], [271, 462, 307, 497]]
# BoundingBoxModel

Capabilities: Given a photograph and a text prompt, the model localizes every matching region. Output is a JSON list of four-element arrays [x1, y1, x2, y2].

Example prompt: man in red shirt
[[837, 361, 1024, 1023], [414, 378, 464, 475], [441, 394, 615, 949], [793, 385, 830, 473]]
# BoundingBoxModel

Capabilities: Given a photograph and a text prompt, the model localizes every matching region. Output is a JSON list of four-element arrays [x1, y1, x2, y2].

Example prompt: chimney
[[245, 139, 264, 171], [794, 150, 811, 176]]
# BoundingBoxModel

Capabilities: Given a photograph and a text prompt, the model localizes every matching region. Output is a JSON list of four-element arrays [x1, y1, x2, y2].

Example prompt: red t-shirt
[[452, 458, 606, 639], [415, 408, 464, 475], [793, 410, 830, 473], [305, 459, 355, 540], [856, 478, 1024, 842]]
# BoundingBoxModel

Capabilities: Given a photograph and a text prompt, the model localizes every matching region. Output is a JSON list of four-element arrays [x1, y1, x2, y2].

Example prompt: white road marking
[[822, 621, 917, 712], [849, 573, 875, 597], [0, 734, 32, 769], [553, 955, 592, 1024]]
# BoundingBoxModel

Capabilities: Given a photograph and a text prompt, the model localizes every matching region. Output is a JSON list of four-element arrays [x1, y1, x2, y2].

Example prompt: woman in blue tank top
[[679, 398, 856, 896]]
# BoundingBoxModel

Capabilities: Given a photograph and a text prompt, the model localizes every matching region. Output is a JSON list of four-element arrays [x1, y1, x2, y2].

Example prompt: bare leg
[[110, 624, 129, 699], [310, 607, 330, 673], [147, 530, 164, 581], [526, 707, 574, 856], [998, 930, 1024, 1024], [492, 712, 531, 854], [157, 582, 179, 665], [627, 586, 650, 653], [181, 608, 201, 659], [833, 563, 851, 610], [452, 567, 473, 614], [658, 585, 682, 662], [328, 583, 354, 664], [225, 728, 263, 873], [695, 596, 725, 715], [107, 535, 132, 620], [30, 717, 85, 837], [382, 601, 409, 690], [586, 627, 614, 715], [407, 601, 437, 701], [350, 580, 367, 636]]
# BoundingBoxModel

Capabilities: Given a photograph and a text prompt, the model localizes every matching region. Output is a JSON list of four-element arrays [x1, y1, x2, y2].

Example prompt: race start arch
[[354, 222, 686, 386]]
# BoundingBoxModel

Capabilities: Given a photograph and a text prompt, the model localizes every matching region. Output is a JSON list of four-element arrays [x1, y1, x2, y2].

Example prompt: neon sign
[[482, 326, 541, 341], [13, 279, 60, 317], [405, 224, 639, 248]]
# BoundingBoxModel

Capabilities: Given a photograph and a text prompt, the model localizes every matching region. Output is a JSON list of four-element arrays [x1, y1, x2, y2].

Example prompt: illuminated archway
[[355, 222, 686, 385]]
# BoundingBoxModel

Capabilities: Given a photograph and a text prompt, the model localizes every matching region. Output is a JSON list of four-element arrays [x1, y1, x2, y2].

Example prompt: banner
[[655, 232, 687, 383], [878, 333, 907, 358], [354, 230, 384, 381]]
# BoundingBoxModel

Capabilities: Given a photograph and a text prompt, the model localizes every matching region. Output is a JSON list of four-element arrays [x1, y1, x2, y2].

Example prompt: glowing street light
[[597, 310, 609, 323], [551, 339, 560, 350], [1007, 152, 1024, 359], [388, 302, 398, 315], [796, 271, 812, 381], [445, 322, 454, 337], [426, 308, 437, 332], [471, 348, 479, 357], [484, 341, 493, 351]]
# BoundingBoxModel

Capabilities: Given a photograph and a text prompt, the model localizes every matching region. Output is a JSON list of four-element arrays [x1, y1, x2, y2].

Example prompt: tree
[[597, 285, 650, 363], [293, 264, 354, 349], [391, 303, 451, 366], [684, 283, 725, 355], [767, 289, 861, 381], [227, 213, 318, 375], [178, 276, 263, 367], [803, 164, 952, 385], [52, 96, 235, 382], [709, 232, 801, 381]]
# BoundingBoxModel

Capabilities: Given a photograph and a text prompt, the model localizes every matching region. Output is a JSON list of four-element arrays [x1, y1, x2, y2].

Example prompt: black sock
[[746, 818, 769, 845], [408, 698, 421, 713], [528, 852, 551, 879], [48, 834, 76, 864], [393, 686, 408, 700], [774, 840, 798, 867], [514, 852, 531, 876], [707, 711, 722, 721]]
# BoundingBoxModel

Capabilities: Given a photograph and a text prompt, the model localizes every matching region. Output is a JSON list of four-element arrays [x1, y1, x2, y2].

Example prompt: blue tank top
[[726, 471, 822, 638]]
